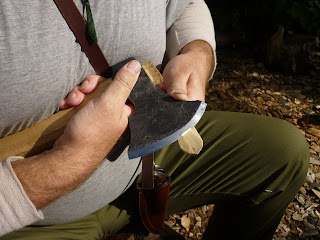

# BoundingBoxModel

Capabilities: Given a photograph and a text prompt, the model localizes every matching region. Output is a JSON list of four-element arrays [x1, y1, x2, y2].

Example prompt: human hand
[[55, 60, 141, 160], [161, 40, 214, 102]]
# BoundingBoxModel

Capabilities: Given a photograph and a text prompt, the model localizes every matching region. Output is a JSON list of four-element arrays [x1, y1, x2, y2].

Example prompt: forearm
[[11, 145, 103, 209], [5, 60, 140, 211], [166, 0, 217, 79]]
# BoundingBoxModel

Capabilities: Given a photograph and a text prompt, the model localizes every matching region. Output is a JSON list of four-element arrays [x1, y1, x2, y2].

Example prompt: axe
[[112, 58, 206, 159], [0, 59, 206, 161]]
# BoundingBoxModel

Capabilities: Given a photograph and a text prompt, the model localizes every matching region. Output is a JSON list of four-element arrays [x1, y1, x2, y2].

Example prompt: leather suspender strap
[[53, 0, 110, 76], [141, 153, 155, 189]]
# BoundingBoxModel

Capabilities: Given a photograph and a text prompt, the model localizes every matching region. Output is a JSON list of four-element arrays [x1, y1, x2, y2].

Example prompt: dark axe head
[[111, 58, 206, 159]]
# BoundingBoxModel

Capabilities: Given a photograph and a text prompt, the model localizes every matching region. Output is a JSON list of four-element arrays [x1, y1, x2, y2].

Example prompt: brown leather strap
[[142, 153, 154, 189], [53, 0, 110, 76]]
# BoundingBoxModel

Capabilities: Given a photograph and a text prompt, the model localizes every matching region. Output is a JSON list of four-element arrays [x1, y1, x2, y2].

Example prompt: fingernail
[[171, 90, 186, 95], [171, 90, 189, 101], [126, 60, 141, 75], [80, 80, 90, 90]]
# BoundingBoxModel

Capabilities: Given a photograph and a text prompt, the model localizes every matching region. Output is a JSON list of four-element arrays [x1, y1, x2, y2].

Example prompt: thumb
[[102, 60, 141, 103], [163, 69, 189, 101], [166, 76, 189, 101]]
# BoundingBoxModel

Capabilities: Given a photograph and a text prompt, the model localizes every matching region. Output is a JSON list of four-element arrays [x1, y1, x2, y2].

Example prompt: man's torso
[[0, 0, 190, 225]]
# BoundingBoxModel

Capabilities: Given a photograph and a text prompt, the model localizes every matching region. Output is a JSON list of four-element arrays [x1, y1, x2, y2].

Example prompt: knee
[[263, 118, 309, 179], [199, 111, 309, 181]]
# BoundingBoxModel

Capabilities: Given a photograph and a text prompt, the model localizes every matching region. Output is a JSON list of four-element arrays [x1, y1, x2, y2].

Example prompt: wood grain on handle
[[178, 127, 203, 155]]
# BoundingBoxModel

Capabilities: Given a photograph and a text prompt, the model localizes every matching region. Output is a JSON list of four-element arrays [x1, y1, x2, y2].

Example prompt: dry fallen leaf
[[181, 215, 191, 231], [312, 189, 320, 199], [306, 170, 316, 184], [307, 128, 320, 138], [295, 99, 301, 105], [312, 145, 320, 153], [293, 213, 304, 221], [300, 187, 307, 196], [310, 157, 320, 166], [250, 72, 259, 77]]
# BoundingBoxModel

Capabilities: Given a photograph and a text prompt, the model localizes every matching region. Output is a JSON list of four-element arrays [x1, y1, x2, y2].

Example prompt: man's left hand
[[161, 40, 215, 102]]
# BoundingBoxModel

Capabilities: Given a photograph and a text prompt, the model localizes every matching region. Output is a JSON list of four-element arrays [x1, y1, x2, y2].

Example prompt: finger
[[80, 75, 104, 94], [66, 86, 85, 107], [102, 60, 141, 104], [123, 104, 135, 118], [59, 99, 70, 110], [163, 67, 189, 101]]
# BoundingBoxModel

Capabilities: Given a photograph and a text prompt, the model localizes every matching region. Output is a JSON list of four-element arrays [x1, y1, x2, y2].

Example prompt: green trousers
[[2, 111, 309, 240]]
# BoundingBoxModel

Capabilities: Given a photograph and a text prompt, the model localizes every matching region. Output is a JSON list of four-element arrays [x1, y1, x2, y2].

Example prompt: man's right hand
[[55, 60, 141, 160], [11, 60, 141, 209]]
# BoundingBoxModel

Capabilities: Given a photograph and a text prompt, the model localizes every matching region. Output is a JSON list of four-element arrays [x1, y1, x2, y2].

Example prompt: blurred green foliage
[[210, 0, 320, 39]]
